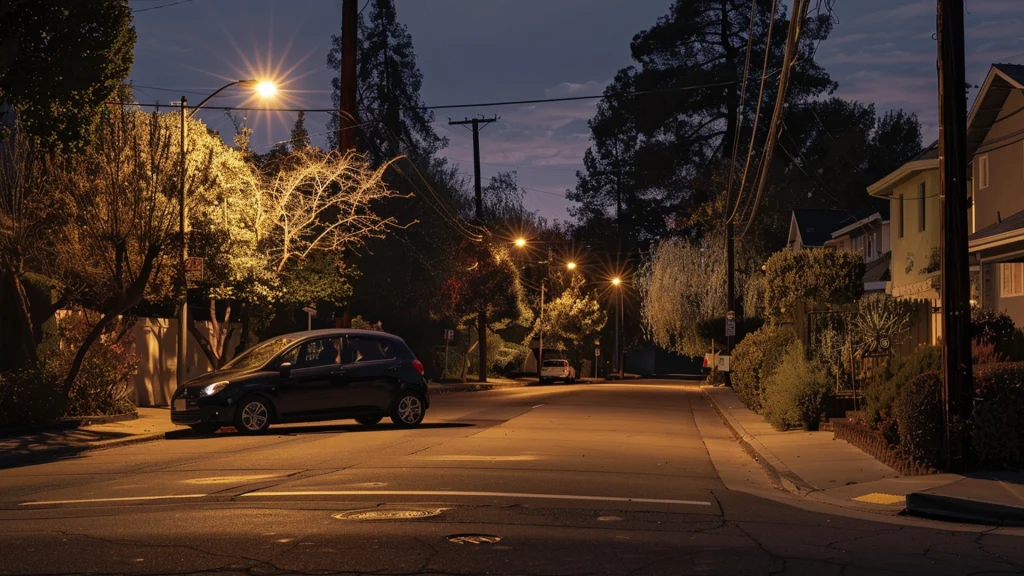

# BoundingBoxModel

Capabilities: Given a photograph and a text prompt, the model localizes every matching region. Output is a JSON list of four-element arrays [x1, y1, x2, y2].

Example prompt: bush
[[731, 324, 796, 412], [0, 365, 64, 428], [972, 362, 1024, 470], [762, 341, 830, 431], [972, 308, 1015, 357], [865, 345, 940, 442], [894, 371, 944, 469]]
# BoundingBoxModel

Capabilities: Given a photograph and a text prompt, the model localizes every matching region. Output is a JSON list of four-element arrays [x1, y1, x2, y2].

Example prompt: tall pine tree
[[569, 0, 834, 248], [326, 0, 447, 165]]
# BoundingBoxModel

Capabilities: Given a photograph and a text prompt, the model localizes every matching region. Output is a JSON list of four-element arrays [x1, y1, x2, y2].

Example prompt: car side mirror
[[279, 362, 293, 378]]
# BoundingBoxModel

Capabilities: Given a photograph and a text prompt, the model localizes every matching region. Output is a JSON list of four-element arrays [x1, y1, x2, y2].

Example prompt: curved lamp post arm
[[189, 79, 255, 116]]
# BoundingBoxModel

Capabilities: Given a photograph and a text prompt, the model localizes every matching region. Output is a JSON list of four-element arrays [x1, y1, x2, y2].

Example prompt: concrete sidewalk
[[701, 385, 997, 520], [0, 408, 185, 469]]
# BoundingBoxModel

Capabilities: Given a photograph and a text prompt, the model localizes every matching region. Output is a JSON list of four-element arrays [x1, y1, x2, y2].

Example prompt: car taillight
[[412, 359, 424, 375]]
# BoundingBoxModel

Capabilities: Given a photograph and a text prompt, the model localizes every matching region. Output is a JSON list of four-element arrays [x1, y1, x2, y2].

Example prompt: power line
[[117, 79, 738, 113], [132, 0, 198, 13], [729, 0, 779, 226]]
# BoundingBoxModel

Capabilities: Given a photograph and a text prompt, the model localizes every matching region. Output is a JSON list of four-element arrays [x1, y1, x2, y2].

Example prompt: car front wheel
[[234, 397, 273, 434], [390, 392, 426, 428]]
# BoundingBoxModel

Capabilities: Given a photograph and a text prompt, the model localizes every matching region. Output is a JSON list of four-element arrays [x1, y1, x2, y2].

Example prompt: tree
[[536, 275, 607, 369], [289, 111, 311, 152], [54, 106, 214, 405], [0, 0, 135, 150], [748, 248, 865, 322], [571, 0, 835, 248], [190, 148, 401, 368], [326, 0, 447, 165]]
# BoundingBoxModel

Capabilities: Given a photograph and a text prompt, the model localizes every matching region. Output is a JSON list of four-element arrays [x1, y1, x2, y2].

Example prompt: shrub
[[972, 338, 1005, 366], [0, 365, 64, 428], [972, 362, 1024, 470], [971, 308, 1015, 357], [865, 345, 940, 443], [731, 324, 796, 412], [894, 371, 944, 469], [762, 341, 830, 431]]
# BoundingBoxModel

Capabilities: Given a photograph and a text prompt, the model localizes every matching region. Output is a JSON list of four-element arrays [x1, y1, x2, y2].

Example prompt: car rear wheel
[[356, 416, 382, 427], [390, 392, 425, 428], [234, 397, 273, 434]]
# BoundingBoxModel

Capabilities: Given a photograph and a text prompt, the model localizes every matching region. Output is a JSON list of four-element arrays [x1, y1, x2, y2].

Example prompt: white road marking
[[20, 494, 207, 506], [240, 490, 712, 506], [532, 404, 544, 408]]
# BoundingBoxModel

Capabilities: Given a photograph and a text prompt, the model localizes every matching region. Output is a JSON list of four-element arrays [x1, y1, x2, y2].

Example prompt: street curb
[[0, 412, 139, 438], [428, 381, 531, 395], [701, 386, 816, 497], [906, 492, 1024, 527], [0, 431, 169, 470]]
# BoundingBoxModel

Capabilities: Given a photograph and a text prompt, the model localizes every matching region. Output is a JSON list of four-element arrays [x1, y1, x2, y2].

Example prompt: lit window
[[979, 155, 990, 189], [1001, 263, 1024, 297]]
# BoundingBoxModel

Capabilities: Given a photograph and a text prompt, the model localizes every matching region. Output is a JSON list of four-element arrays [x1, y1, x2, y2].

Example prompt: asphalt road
[[1, 381, 1023, 575]]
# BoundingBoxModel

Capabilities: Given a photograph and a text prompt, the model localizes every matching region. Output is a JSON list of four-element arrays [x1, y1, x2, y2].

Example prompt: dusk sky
[[128, 0, 1024, 223]]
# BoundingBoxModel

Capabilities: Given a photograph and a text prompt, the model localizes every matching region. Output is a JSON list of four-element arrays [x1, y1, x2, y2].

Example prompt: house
[[967, 64, 1024, 325], [824, 205, 892, 292], [787, 209, 852, 252], [867, 141, 941, 300]]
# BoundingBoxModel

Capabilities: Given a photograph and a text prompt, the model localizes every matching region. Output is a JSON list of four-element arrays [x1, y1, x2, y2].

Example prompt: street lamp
[[566, 261, 577, 271], [514, 237, 527, 248], [611, 277, 624, 379], [176, 79, 276, 389]]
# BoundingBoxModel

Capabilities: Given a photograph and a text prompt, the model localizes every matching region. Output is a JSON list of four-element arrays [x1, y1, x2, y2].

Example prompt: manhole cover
[[447, 534, 502, 545], [333, 507, 445, 521]]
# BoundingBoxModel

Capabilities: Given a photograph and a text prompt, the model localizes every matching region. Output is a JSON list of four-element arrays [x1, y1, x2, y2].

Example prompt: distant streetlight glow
[[567, 261, 577, 270], [612, 277, 622, 286], [514, 237, 527, 248]]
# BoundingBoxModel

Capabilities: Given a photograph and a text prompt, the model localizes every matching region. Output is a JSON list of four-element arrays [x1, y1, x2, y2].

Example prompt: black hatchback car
[[171, 329, 429, 434]]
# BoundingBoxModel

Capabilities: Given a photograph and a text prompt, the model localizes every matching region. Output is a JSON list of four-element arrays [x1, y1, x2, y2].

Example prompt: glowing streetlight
[[255, 81, 277, 99], [612, 277, 622, 286], [566, 261, 577, 271], [514, 237, 527, 248]]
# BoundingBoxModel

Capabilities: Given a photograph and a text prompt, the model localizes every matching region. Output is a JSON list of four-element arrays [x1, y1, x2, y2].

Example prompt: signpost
[[725, 310, 736, 338], [444, 329, 455, 379], [594, 347, 600, 378], [184, 257, 203, 288]]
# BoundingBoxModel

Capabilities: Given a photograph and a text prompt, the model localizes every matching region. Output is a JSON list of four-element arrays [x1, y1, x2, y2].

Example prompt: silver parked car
[[540, 359, 576, 384]]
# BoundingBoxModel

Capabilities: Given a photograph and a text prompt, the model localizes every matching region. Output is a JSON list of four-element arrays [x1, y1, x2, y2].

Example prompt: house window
[[919, 182, 926, 231], [867, 234, 874, 260], [1001, 263, 1024, 297], [898, 194, 905, 238], [979, 155, 990, 189]]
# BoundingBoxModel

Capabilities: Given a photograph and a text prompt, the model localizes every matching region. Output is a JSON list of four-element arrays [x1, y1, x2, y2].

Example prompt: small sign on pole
[[725, 319, 736, 337], [185, 257, 203, 287], [444, 329, 454, 341]]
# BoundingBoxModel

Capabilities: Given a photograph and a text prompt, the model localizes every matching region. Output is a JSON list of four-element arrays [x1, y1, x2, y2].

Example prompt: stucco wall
[[889, 169, 941, 293]]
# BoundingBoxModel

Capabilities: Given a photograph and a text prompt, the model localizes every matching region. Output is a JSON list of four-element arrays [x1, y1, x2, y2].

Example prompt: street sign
[[726, 310, 736, 321], [725, 319, 736, 337], [444, 329, 454, 341], [184, 257, 203, 287], [594, 348, 600, 357], [718, 355, 730, 372]]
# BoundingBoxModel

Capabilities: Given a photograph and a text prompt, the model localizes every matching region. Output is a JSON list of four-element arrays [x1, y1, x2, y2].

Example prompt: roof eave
[[866, 159, 940, 197]]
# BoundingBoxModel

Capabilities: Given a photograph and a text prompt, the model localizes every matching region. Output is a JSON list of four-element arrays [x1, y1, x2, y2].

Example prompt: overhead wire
[[728, 0, 779, 225], [132, 0, 198, 13], [724, 0, 759, 226], [741, 0, 811, 238]]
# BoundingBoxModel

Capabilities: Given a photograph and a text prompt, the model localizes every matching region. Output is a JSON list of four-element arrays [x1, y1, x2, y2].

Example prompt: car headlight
[[199, 381, 230, 397]]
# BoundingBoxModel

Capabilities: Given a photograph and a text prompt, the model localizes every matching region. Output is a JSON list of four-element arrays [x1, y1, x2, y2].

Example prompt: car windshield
[[222, 336, 296, 371], [543, 360, 567, 367]]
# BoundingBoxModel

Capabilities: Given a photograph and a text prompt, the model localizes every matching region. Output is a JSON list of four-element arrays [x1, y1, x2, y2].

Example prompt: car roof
[[275, 329, 404, 342]]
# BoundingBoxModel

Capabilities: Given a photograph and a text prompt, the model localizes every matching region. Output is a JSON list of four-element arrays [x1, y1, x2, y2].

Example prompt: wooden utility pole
[[936, 0, 973, 472], [338, 0, 358, 154], [449, 116, 499, 383]]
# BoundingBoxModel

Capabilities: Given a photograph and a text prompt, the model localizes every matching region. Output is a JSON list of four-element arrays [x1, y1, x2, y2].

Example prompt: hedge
[[731, 324, 795, 413]]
